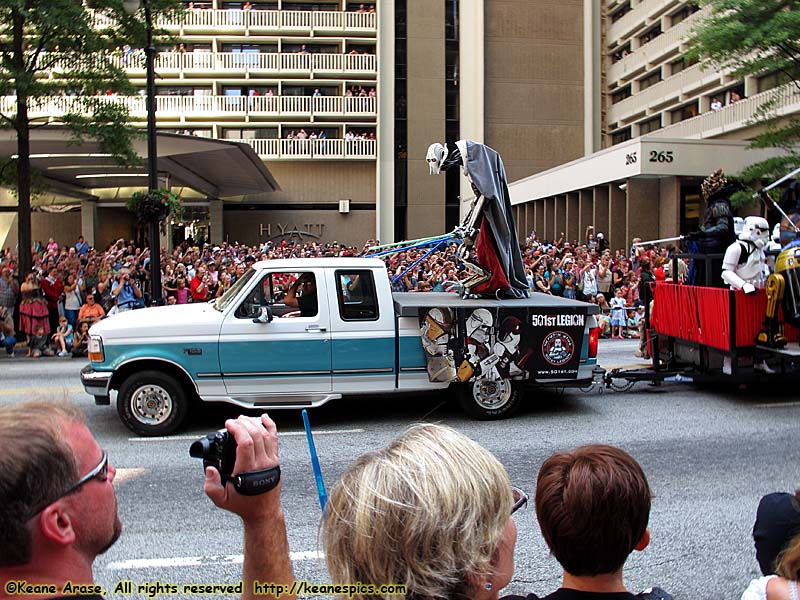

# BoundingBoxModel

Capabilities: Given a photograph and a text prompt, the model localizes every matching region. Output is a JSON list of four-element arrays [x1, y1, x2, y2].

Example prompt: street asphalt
[[1, 338, 797, 600]]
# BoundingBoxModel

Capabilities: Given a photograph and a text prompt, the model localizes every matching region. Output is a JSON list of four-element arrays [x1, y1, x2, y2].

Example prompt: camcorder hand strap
[[230, 466, 281, 496]]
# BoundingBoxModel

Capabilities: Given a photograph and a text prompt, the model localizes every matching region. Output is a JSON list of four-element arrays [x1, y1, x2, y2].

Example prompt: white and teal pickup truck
[[81, 258, 601, 436]]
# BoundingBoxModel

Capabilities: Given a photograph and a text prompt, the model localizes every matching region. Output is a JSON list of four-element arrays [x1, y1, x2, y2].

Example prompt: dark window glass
[[336, 270, 379, 321]]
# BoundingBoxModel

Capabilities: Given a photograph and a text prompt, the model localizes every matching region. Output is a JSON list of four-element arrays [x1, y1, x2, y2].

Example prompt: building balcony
[[606, 0, 672, 45], [234, 138, 376, 160], [607, 61, 724, 125], [0, 94, 377, 120], [46, 51, 377, 78], [646, 84, 800, 140], [90, 8, 376, 36], [607, 5, 710, 86]]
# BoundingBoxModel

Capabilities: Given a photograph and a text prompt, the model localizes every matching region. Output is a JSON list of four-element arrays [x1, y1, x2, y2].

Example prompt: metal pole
[[144, 0, 162, 304], [761, 165, 800, 193]]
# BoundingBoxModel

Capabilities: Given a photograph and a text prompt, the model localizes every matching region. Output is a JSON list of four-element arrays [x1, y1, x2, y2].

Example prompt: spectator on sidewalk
[[0, 267, 18, 335], [40, 267, 64, 335]]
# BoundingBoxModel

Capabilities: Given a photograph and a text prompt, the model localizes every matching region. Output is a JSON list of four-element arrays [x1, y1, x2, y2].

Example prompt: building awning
[[0, 127, 279, 202], [508, 137, 794, 204]]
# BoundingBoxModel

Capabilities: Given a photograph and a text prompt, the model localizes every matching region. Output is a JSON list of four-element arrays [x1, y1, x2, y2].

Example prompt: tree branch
[[0, 110, 15, 127], [775, 41, 800, 76]]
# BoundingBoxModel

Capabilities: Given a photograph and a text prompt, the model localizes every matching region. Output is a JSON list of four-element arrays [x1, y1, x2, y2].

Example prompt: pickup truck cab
[[82, 258, 600, 436]]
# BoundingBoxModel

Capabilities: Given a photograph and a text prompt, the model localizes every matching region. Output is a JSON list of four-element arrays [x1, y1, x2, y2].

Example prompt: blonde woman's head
[[322, 424, 513, 600]]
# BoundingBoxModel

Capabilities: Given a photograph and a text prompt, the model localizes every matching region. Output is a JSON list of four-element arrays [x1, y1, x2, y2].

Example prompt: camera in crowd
[[189, 429, 237, 482]]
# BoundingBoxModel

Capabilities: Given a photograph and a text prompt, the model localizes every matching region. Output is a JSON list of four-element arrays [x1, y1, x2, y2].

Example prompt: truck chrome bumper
[[81, 364, 112, 405]]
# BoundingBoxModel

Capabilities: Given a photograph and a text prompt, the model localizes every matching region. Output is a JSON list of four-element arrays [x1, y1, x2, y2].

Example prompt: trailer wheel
[[117, 370, 188, 436], [458, 378, 520, 420]]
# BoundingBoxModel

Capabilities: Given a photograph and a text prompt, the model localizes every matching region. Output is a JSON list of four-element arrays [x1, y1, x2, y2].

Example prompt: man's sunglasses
[[511, 486, 529, 515], [29, 451, 109, 519]]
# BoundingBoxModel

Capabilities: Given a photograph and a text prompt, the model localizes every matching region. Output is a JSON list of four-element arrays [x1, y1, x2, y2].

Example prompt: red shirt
[[190, 275, 208, 301], [41, 277, 64, 309]]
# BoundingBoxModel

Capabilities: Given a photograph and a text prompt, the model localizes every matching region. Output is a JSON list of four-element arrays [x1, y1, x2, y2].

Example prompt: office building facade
[[509, 0, 800, 252]]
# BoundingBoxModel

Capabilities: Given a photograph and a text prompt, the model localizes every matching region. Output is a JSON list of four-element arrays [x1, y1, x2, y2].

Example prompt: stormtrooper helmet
[[426, 142, 448, 175], [466, 308, 493, 338], [740, 216, 771, 248]]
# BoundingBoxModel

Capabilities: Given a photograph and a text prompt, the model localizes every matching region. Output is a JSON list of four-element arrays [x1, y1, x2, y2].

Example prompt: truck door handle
[[305, 325, 326, 333]]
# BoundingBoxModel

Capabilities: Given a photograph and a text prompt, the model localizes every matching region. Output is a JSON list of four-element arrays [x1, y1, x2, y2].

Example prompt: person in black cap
[[753, 490, 800, 576], [284, 273, 317, 317]]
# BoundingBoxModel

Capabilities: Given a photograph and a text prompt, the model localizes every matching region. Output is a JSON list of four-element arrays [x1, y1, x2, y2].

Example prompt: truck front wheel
[[117, 370, 188, 436], [458, 377, 520, 420]]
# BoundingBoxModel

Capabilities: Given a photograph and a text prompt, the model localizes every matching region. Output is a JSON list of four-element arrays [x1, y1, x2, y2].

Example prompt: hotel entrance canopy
[[0, 127, 279, 202]]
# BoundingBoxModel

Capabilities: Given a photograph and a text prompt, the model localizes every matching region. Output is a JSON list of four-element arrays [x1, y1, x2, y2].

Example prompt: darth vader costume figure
[[687, 169, 737, 287], [426, 140, 529, 299], [778, 179, 800, 246]]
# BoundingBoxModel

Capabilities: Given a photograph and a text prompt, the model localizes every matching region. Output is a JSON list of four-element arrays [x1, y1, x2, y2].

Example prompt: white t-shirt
[[741, 576, 800, 600]]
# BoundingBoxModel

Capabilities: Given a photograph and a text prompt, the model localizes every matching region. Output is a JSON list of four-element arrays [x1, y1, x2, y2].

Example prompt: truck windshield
[[213, 268, 257, 312]]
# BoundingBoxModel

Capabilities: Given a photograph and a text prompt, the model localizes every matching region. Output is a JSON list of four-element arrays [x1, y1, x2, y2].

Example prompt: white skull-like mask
[[426, 142, 448, 175]]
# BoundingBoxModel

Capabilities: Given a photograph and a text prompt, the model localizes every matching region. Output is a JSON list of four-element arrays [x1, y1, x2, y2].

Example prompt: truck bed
[[393, 292, 600, 317]]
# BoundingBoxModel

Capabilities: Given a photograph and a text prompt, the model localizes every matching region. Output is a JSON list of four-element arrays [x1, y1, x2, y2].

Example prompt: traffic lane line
[[127, 428, 365, 442], [0, 387, 83, 396], [106, 550, 323, 571], [754, 401, 800, 408]]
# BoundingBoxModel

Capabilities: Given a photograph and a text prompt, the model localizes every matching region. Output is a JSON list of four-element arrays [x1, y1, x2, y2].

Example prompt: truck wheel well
[[110, 360, 198, 400]]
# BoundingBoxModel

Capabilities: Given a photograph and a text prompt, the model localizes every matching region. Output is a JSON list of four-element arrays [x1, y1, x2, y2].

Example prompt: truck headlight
[[88, 336, 105, 363]]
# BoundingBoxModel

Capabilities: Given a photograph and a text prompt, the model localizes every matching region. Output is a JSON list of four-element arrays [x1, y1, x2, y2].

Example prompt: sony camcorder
[[189, 429, 281, 496]]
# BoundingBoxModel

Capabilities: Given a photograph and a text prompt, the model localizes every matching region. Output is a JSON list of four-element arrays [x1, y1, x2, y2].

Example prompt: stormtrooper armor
[[721, 216, 770, 294]]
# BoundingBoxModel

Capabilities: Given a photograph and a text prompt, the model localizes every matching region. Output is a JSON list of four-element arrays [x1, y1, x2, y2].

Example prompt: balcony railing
[[607, 61, 723, 124], [606, 0, 669, 46], [0, 94, 377, 119], [90, 8, 377, 35], [607, 5, 710, 85], [646, 84, 800, 140], [59, 51, 378, 76], [234, 138, 376, 159]]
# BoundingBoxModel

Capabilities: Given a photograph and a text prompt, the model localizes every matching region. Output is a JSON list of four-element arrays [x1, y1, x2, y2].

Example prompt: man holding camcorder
[[0, 402, 293, 600]]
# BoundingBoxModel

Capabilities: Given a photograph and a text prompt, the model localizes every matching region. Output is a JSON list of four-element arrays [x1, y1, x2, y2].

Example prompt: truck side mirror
[[252, 305, 273, 324]]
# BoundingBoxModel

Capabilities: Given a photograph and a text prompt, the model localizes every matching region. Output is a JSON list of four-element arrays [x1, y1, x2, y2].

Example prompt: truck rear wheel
[[458, 377, 520, 420], [117, 370, 188, 436]]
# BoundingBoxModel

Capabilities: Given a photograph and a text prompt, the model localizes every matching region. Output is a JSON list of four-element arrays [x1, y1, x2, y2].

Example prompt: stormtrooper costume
[[460, 308, 494, 381], [420, 307, 457, 382], [721, 216, 771, 294]]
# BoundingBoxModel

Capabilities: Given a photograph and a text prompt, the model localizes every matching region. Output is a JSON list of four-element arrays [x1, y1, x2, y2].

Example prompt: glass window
[[235, 272, 318, 319], [671, 101, 699, 123], [336, 270, 378, 321], [639, 116, 661, 134], [638, 24, 662, 46], [638, 69, 662, 91], [611, 2, 630, 23], [611, 127, 632, 145], [611, 85, 632, 105]]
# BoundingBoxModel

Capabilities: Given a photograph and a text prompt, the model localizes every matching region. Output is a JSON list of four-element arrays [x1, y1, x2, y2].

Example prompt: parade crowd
[[0, 221, 684, 358]]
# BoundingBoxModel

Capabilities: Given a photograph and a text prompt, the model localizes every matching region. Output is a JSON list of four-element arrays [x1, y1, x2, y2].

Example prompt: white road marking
[[127, 428, 364, 442], [754, 401, 800, 408], [106, 550, 323, 571], [112, 467, 147, 485], [0, 387, 83, 396]]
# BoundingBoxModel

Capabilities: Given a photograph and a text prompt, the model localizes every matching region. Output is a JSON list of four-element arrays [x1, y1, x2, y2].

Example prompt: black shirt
[[503, 587, 671, 600], [504, 591, 638, 600]]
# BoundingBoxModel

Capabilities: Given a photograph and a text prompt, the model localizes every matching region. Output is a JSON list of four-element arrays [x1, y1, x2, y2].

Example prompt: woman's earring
[[485, 582, 493, 592]]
